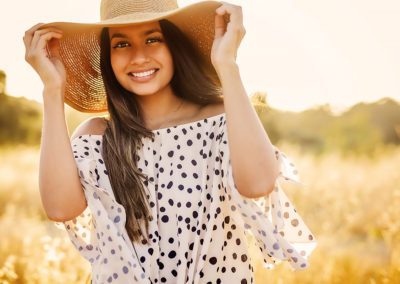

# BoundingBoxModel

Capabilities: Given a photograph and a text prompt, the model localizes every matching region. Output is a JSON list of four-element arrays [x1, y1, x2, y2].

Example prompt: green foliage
[[0, 70, 102, 146], [0, 93, 43, 146], [348, 98, 400, 145], [1, 70, 400, 155], [251, 92, 280, 144], [276, 105, 334, 154], [324, 109, 384, 155], [0, 70, 43, 145], [250, 93, 400, 156], [0, 70, 6, 94]]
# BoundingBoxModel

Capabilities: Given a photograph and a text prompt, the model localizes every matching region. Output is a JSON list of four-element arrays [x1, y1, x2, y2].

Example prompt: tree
[[0, 70, 6, 95]]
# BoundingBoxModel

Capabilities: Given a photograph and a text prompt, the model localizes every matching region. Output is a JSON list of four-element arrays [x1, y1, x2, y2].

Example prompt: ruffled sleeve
[[53, 137, 95, 256], [219, 133, 317, 271], [54, 136, 149, 283]]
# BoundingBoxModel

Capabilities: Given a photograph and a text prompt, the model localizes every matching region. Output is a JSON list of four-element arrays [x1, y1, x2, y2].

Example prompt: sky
[[1, 0, 400, 113]]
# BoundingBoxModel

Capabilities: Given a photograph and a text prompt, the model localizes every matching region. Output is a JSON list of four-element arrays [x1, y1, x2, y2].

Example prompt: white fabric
[[55, 112, 317, 283]]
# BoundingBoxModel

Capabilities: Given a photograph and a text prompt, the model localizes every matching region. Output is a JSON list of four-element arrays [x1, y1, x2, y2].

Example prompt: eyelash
[[113, 41, 129, 48], [112, 37, 163, 49], [147, 37, 163, 44]]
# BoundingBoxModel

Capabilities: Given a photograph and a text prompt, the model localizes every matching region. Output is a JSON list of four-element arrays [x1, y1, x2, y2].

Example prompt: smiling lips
[[128, 68, 159, 82]]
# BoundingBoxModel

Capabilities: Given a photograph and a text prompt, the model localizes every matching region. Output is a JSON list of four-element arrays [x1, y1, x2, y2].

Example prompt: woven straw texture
[[41, 0, 221, 113]]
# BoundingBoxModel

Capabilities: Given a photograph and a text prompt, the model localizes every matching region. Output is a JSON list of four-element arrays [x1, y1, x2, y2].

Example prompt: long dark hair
[[99, 19, 224, 243]]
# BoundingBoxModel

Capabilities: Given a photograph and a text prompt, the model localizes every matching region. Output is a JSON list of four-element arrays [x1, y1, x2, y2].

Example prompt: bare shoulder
[[201, 102, 225, 118], [70, 116, 108, 141]]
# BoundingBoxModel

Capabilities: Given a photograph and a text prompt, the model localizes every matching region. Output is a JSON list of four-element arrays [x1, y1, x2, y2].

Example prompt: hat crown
[[100, 0, 178, 20]]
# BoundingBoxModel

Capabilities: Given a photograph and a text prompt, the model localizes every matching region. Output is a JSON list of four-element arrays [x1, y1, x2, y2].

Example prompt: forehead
[[108, 21, 162, 37]]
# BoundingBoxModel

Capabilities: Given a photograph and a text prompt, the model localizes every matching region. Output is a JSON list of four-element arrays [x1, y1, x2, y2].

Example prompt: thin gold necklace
[[174, 98, 185, 113], [157, 98, 185, 129]]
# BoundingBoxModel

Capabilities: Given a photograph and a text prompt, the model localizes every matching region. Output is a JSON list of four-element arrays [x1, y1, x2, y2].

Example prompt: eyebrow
[[110, 28, 162, 40]]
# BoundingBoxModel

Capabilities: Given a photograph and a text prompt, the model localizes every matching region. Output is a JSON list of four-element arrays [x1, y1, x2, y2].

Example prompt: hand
[[23, 23, 66, 92], [211, 1, 246, 71]]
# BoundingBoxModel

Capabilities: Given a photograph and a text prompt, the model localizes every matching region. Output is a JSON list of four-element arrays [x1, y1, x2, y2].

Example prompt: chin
[[128, 83, 171, 97], [129, 88, 162, 97]]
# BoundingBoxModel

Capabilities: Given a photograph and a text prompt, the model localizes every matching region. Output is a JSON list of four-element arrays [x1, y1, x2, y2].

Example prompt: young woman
[[24, 0, 316, 283]]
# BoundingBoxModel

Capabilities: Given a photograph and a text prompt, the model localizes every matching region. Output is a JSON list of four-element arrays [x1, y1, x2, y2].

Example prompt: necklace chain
[[173, 98, 184, 113], [156, 98, 185, 129]]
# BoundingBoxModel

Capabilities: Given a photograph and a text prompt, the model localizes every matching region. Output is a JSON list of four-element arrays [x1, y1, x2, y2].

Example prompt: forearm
[[39, 88, 86, 221], [218, 63, 280, 197]]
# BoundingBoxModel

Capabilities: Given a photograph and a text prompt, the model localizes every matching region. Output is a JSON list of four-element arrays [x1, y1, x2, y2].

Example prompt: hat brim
[[39, 1, 222, 113]]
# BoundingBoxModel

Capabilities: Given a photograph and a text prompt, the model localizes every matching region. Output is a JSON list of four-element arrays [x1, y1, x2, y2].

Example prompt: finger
[[24, 27, 62, 58], [25, 23, 46, 35], [217, 7, 245, 42], [23, 23, 45, 48], [216, 3, 243, 28], [26, 32, 63, 62], [214, 13, 226, 39], [35, 32, 63, 56], [48, 37, 62, 58], [30, 28, 63, 51]]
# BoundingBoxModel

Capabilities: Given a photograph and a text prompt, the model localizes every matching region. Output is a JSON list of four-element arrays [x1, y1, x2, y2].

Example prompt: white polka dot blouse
[[55, 112, 317, 283]]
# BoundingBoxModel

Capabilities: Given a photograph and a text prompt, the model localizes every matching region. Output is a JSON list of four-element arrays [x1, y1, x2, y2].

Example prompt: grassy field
[[0, 145, 399, 283]]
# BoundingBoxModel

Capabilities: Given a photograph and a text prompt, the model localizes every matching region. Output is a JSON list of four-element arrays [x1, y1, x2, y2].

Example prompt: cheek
[[167, 55, 174, 73], [110, 52, 125, 75], [110, 53, 118, 73], [110, 53, 128, 87], [161, 48, 174, 75]]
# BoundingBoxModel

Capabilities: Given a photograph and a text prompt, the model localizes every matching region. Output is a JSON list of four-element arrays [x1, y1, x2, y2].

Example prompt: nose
[[129, 45, 150, 65]]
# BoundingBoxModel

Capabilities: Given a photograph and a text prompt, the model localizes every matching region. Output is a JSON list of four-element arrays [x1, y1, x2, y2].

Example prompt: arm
[[39, 90, 87, 221], [24, 23, 87, 221], [219, 64, 279, 198], [212, 3, 280, 198]]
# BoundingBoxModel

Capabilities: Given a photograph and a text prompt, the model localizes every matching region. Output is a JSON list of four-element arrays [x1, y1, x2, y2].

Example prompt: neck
[[136, 86, 186, 129]]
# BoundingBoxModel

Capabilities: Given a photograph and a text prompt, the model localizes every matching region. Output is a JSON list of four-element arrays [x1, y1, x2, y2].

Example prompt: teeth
[[130, 69, 156, 77]]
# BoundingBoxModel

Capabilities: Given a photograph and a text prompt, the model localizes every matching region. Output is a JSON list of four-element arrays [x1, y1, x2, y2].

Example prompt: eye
[[113, 41, 130, 49], [146, 37, 163, 44]]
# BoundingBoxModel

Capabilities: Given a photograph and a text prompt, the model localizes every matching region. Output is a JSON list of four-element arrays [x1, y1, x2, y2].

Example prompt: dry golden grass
[[0, 145, 399, 283], [0, 146, 90, 283], [253, 143, 400, 284]]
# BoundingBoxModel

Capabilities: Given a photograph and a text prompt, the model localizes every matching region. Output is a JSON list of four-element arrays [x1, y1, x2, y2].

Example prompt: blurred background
[[1, 0, 400, 283]]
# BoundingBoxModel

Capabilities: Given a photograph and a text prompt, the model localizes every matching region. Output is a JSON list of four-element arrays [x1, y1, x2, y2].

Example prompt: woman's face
[[109, 21, 174, 97]]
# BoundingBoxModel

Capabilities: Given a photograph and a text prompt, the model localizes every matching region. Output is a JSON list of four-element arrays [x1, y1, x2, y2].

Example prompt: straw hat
[[40, 0, 222, 113]]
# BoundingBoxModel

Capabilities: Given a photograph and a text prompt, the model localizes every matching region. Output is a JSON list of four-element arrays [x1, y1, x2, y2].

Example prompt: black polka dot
[[157, 259, 164, 270], [168, 251, 176, 258], [209, 257, 217, 265], [70, 115, 274, 283]]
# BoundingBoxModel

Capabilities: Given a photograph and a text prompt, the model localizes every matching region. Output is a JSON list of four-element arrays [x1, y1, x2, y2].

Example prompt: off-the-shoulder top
[[55, 112, 317, 283]]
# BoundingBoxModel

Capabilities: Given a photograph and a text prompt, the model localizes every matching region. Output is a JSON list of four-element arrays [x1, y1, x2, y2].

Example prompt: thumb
[[48, 37, 61, 58], [214, 13, 226, 39]]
